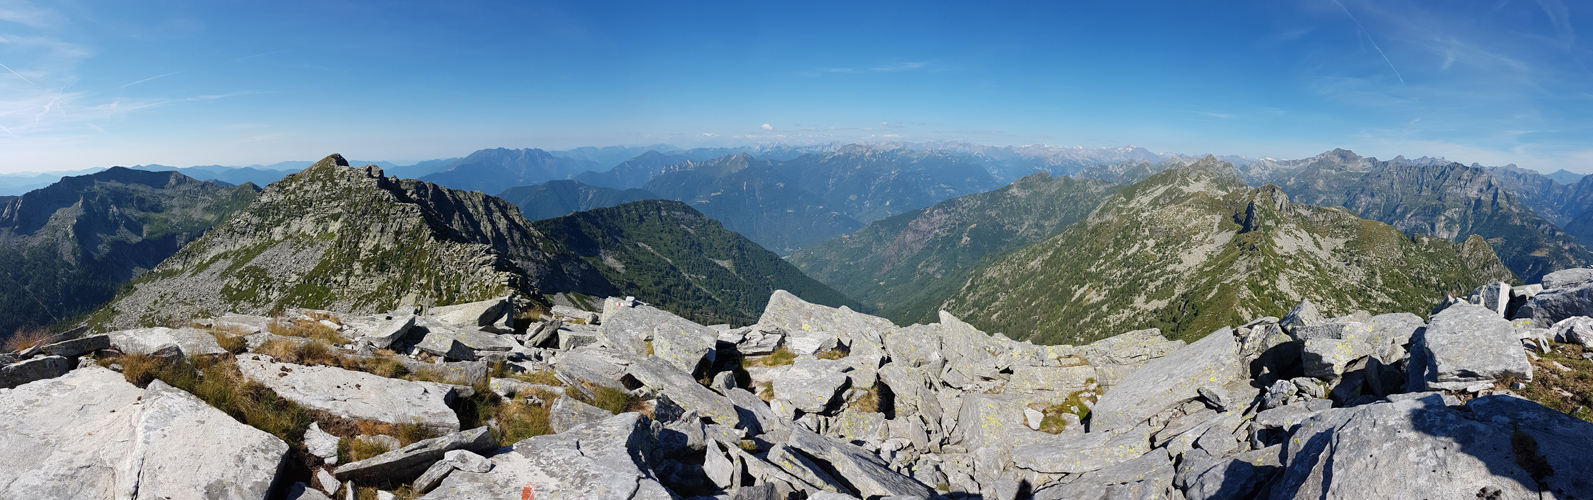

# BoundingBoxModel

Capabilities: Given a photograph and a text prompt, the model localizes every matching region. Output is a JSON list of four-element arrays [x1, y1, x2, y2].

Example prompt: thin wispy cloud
[[1332, 0, 1404, 85], [115, 71, 183, 90], [237, 49, 291, 61], [872, 61, 927, 72]]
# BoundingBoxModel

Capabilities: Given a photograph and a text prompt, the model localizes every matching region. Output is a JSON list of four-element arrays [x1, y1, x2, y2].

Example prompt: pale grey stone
[[108, 327, 228, 356], [735, 327, 785, 356], [549, 395, 614, 433], [1279, 299, 1323, 333], [306, 422, 341, 465], [754, 290, 893, 363], [764, 443, 849, 493], [626, 355, 743, 426], [703, 442, 736, 489], [34, 334, 110, 358], [334, 427, 497, 486], [0, 355, 71, 389], [773, 356, 850, 414], [1549, 316, 1593, 347], [237, 354, 460, 433], [419, 413, 673, 500], [1078, 328, 1185, 388], [428, 296, 510, 327], [289, 482, 334, 500], [552, 349, 629, 392], [0, 367, 289, 499], [787, 426, 935, 499], [1025, 407, 1045, 430], [1005, 364, 1096, 393], [1090, 327, 1240, 431], [357, 314, 415, 350], [443, 450, 492, 473], [725, 387, 788, 434], [1012, 426, 1151, 474], [1269, 395, 1557, 499], [316, 469, 340, 496], [550, 304, 598, 325], [1410, 303, 1532, 391], [1176, 445, 1280, 500], [1468, 281, 1512, 316], [1517, 283, 1593, 325], [1542, 267, 1593, 290]]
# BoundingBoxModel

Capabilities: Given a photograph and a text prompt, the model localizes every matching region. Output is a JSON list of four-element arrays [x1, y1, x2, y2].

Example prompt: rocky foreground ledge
[[4, 270, 1593, 499]]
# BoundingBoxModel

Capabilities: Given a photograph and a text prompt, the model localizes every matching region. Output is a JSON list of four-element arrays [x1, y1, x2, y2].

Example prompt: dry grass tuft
[[849, 385, 880, 413], [816, 349, 848, 360], [4, 326, 54, 353], [744, 346, 797, 368], [268, 317, 349, 345], [112, 353, 311, 446]]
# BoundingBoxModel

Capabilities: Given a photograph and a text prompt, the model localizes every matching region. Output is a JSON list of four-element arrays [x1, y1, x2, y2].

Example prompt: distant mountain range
[[1238, 149, 1591, 283], [0, 168, 259, 337], [925, 158, 1513, 343]]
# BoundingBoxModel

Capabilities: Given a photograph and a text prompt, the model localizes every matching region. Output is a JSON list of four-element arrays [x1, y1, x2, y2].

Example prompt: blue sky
[[1, 0, 1590, 173]]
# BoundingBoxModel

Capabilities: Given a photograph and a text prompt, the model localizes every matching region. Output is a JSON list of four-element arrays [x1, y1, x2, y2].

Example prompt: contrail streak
[[0, 61, 43, 89], [1332, 0, 1405, 85]]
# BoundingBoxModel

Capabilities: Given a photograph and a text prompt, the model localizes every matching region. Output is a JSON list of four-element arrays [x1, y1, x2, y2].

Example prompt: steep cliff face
[[1240, 150, 1589, 283], [90, 154, 612, 329], [929, 158, 1512, 344], [0, 168, 258, 337]]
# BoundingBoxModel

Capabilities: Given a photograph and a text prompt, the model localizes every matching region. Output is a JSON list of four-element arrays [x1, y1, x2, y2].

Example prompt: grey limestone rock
[[237, 354, 460, 432], [334, 427, 497, 486], [1542, 267, 1593, 290], [306, 421, 341, 465], [1517, 283, 1593, 325], [1410, 303, 1532, 391], [108, 327, 228, 357], [1012, 426, 1152, 474], [1549, 316, 1593, 347], [419, 413, 673, 500], [0, 367, 288, 499], [1279, 299, 1323, 333], [0, 355, 71, 389], [1176, 445, 1280, 500], [428, 296, 510, 327], [787, 426, 934, 499], [1468, 281, 1512, 316], [1090, 327, 1241, 431], [357, 314, 415, 349], [549, 395, 614, 433], [1268, 394, 1573, 499], [33, 334, 110, 358], [1077, 327, 1185, 388], [773, 356, 851, 414], [288, 482, 334, 500], [626, 355, 743, 426], [549, 304, 599, 324]]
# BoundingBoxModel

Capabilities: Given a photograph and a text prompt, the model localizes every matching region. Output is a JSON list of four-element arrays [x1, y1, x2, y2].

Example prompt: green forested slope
[[532, 200, 861, 326]]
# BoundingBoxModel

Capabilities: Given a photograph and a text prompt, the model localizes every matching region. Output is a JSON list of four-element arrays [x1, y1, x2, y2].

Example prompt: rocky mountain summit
[[0, 167, 259, 339], [931, 157, 1514, 344], [4, 264, 1593, 499], [1239, 149, 1592, 283], [88, 154, 614, 330]]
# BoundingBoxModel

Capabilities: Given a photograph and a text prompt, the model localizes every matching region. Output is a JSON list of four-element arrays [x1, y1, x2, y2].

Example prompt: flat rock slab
[[1090, 327, 1239, 431], [1519, 284, 1593, 326], [787, 426, 935, 499], [549, 395, 614, 433], [626, 356, 742, 427], [754, 290, 895, 359], [773, 357, 850, 414], [0, 355, 71, 389], [1414, 303, 1532, 391], [1270, 394, 1555, 499], [419, 413, 674, 500], [1542, 267, 1593, 290], [0, 367, 288, 499], [35, 334, 111, 358], [237, 354, 459, 432], [428, 297, 510, 327], [334, 427, 497, 486], [602, 302, 717, 374], [109, 327, 228, 356]]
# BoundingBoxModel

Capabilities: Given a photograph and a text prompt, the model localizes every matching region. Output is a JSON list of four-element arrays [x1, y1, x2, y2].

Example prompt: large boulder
[[428, 296, 510, 327], [419, 413, 674, 500], [772, 357, 851, 414], [0, 367, 288, 499], [625, 356, 742, 427], [351, 314, 415, 350], [333, 427, 497, 486], [1517, 283, 1593, 326], [108, 327, 228, 356], [1269, 394, 1584, 499], [1409, 303, 1532, 391], [754, 290, 894, 361], [1077, 328, 1185, 388], [0, 355, 71, 389], [236, 354, 460, 432], [1542, 267, 1593, 291], [787, 426, 935, 499], [549, 395, 614, 433], [600, 302, 717, 374], [1468, 281, 1512, 316], [1089, 327, 1241, 431], [34, 334, 111, 358]]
